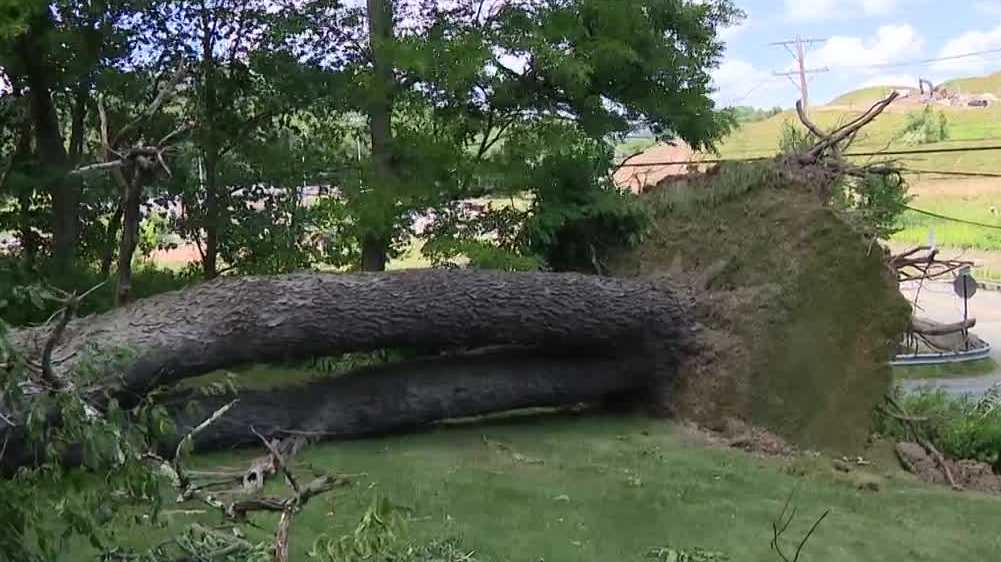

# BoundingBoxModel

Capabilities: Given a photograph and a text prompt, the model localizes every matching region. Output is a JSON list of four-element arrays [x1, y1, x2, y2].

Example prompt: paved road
[[899, 280, 1001, 396]]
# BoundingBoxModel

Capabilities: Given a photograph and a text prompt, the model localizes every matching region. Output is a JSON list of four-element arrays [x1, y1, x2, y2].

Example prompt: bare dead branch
[[172, 399, 239, 493], [771, 490, 830, 562], [807, 92, 899, 159], [795, 100, 825, 139], [251, 426, 301, 496]]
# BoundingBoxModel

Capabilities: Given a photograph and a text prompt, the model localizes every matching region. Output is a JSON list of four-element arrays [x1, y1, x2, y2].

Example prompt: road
[[899, 280, 1001, 396]]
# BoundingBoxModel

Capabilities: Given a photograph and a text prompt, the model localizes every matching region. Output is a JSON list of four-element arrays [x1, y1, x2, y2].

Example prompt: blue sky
[[714, 0, 1001, 108]]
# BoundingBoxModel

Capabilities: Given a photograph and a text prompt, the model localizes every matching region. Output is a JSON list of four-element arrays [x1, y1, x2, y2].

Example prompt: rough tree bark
[[1, 271, 691, 469], [10, 270, 690, 397], [168, 348, 655, 452]]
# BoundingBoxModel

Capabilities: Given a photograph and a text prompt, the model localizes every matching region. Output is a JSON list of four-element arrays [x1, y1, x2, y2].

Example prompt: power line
[[903, 169, 1001, 178], [903, 206, 1001, 231], [855, 145, 1001, 157], [832, 47, 1001, 71]]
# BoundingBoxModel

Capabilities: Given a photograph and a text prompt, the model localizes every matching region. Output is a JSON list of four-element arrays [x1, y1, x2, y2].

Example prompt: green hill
[[717, 102, 1001, 172], [942, 70, 1001, 96], [830, 86, 916, 106]]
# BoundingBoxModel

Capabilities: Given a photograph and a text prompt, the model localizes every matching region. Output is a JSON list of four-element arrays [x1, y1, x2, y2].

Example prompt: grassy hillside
[[830, 86, 916, 106], [716, 104, 1001, 172], [943, 71, 1001, 97], [73, 415, 1001, 562]]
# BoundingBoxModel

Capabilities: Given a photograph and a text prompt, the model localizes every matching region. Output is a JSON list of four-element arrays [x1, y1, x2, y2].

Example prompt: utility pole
[[771, 36, 829, 109]]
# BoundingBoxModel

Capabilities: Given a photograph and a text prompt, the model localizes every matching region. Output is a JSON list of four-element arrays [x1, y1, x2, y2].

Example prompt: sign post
[[953, 267, 979, 351]]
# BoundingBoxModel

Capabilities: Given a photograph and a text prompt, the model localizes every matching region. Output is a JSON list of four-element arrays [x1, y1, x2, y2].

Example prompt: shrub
[[877, 387, 1001, 471], [0, 258, 195, 326], [898, 106, 950, 145]]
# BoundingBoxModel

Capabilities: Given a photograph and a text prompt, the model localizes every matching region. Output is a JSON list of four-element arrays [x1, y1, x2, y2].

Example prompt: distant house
[[613, 142, 696, 194]]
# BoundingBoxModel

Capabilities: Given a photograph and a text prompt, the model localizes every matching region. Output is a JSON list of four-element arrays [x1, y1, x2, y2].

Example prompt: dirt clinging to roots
[[612, 163, 911, 453]]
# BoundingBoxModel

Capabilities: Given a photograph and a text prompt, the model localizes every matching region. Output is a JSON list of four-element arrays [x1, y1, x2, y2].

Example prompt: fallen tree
[[1, 270, 692, 469], [167, 347, 654, 451]]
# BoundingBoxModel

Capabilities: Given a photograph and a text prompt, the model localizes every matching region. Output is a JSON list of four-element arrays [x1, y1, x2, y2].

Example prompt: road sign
[[954, 271, 978, 299]]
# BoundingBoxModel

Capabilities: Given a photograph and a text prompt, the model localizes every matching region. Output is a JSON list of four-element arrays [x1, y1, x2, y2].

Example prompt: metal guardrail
[[890, 343, 993, 366]]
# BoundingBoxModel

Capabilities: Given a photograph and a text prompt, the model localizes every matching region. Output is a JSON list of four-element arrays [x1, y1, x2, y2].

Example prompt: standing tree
[[288, 0, 738, 271]]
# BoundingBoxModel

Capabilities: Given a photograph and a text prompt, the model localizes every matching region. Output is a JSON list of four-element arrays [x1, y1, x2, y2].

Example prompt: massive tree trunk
[[1, 271, 691, 469], [361, 0, 395, 272], [169, 348, 654, 452], [11, 270, 690, 397]]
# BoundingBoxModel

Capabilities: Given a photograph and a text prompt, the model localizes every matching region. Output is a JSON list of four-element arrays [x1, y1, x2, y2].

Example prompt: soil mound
[[613, 162, 911, 452]]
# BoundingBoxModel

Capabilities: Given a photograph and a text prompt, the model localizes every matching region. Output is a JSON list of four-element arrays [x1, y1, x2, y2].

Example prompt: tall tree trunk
[[362, 0, 395, 272], [68, 81, 91, 164], [199, 14, 222, 279], [19, 16, 78, 266], [100, 203, 123, 278], [202, 156, 220, 278], [115, 180, 143, 306], [361, 235, 388, 272]]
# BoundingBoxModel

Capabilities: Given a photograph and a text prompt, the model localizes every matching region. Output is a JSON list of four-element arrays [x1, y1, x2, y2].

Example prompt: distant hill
[[942, 71, 1001, 97], [829, 70, 1001, 107], [830, 86, 917, 106]]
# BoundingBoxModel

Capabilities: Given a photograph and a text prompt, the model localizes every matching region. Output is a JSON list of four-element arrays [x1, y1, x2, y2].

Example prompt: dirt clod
[[895, 441, 1001, 494]]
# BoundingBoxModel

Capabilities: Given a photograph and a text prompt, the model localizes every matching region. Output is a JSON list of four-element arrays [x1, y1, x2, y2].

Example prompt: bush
[[877, 387, 1001, 470], [523, 187, 651, 274], [0, 258, 194, 326], [898, 106, 950, 145]]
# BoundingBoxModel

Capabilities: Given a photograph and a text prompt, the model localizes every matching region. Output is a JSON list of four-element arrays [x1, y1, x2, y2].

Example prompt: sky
[[713, 0, 1001, 108]]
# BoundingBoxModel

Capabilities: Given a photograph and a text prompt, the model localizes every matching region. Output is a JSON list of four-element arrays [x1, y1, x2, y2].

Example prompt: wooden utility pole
[[771, 36, 829, 110]]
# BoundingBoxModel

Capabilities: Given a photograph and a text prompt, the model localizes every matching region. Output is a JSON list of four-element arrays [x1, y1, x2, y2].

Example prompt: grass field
[[717, 104, 1001, 173], [73, 414, 1001, 562], [893, 358, 999, 380], [893, 193, 1001, 251]]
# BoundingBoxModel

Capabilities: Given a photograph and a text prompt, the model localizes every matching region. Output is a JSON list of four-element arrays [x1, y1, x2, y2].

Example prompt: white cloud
[[935, 22, 1001, 75], [812, 24, 924, 71], [711, 59, 794, 108], [860, 73, 918, 88], [785, 0, 901, 21]]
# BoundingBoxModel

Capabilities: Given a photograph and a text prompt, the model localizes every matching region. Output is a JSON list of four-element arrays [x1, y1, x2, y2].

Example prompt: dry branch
[[883, 396, 961, 490], [889, 246, 974, 284], [770, 490, 830, 562], [794, 100, 825, 139], [799, 92, 900, 161]]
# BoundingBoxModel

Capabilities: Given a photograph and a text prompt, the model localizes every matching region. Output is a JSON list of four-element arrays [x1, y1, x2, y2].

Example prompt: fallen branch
[[884, 395, 961, 491]]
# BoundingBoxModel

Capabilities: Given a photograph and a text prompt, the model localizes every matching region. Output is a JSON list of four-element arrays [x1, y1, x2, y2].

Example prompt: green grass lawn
[[893, 358, 998, 380], [78, 414, 1001, 562]]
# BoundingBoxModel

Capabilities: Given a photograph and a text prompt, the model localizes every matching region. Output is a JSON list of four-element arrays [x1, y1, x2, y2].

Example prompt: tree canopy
[[0, 0, 739, 302]]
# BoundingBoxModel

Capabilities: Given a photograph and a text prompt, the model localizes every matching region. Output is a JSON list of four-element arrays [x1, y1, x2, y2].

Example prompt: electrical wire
[[903, 206, 1001, 231]]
